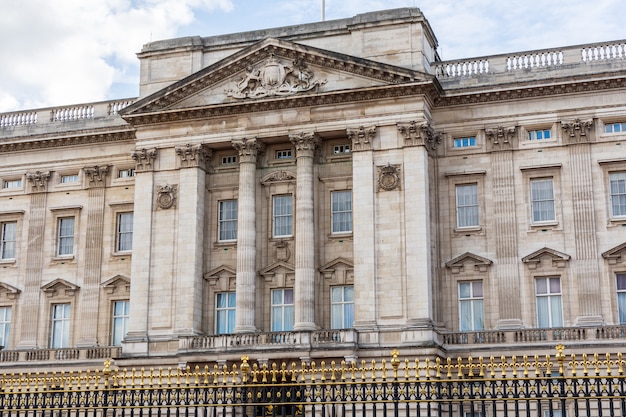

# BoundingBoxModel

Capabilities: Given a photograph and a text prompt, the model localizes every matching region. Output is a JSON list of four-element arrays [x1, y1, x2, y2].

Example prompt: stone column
[[290, 132, 319, 331], [174, 144, 211, 335], [232, 138, 264, 333], [348, 126, 378, 330], [77, 165, 109, 346], [17, 171, 50, 349], [124, 148, 157, 355]]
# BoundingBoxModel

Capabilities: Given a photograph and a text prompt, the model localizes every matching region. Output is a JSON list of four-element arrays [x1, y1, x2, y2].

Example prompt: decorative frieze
[[131, 148, 158, 172], [83, 165, 109, 187], [377, 164, 401, 192], [156, 184, 177, 210], [486, 126, 516, 151], [231, 137, 265, 163], [226, 55, 326, 99], [289, 132, 319, 158], [25, 171, 50, 193], [347, 125, 376, 152], [562, 118, 593, 143], [397, 121, 441, 152], [260, 170, 296, 185], [175, 143, 212, 169]]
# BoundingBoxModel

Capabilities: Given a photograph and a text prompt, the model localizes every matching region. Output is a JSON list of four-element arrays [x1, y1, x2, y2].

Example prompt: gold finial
[[240, 355, 250, 383], [391, 349, 400, 379], [103, 359, 111, 377], [555, 344, 565, 375]]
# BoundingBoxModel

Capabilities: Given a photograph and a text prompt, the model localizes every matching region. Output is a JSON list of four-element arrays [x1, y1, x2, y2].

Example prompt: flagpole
[[321, 0, 325, 21]]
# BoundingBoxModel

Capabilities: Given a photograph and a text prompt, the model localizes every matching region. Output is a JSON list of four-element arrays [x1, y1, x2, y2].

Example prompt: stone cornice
[[0, 128, 135, 153]]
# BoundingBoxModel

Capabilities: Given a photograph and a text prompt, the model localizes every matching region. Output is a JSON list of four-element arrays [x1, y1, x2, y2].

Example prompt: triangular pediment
[[0, 282, 21, 300], [259, 261, 294, 276], [102, 275, 130, 294], [41, 278, 79, 297], [121, 37, 432, 124], [204, 265, 237, 289], [602, 242, 626, 265], [445, 252, 492, 274], [522, 247, 570, 269]]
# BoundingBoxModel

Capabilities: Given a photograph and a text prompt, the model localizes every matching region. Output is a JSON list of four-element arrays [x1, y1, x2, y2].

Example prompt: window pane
[[215, 292, 236, 334], [0, 307, 11, 348], [530, 179, 555, 222], [456, 184, 479, 227], [273, 195, 293, 237], [610, 172, 626, 217], [271, 289, 294, 331], [51, 304, 70, 348], [331, 191, 352, 233], [57, 217, 75, 256], [1, 222, 17, 259], [219, 200, 238, 241], [117, 213, 133, 251]]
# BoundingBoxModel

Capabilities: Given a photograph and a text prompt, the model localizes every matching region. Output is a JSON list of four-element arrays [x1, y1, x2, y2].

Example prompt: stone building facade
[[0, 8, 625, 371]]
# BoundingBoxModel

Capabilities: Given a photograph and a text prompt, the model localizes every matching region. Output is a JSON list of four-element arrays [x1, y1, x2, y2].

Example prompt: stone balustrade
[[0, 346, 121, 364]]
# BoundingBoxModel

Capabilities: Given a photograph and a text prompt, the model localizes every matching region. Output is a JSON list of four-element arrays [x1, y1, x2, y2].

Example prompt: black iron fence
[[0, 345, 624, 417]]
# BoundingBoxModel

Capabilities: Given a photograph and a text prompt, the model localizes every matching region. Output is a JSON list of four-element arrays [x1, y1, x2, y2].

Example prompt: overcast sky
[[1, 0, 625, 112]]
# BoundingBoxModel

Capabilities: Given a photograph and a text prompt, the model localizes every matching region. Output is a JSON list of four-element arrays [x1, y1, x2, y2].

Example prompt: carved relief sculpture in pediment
[[26, 171, 50, 193], [486, 126, 516, 150], [226, 55, 326, 99], [131, 148, 158, 172], [83, 165, 109, 187], [260, 170, 296, 185], [175, 143, 212, 169], [156, 184, 177, 210], [377, 164, 401, 192], [397, 121, 441, 153], [562, 118, 593, 143], [347, 125, 376, 152]]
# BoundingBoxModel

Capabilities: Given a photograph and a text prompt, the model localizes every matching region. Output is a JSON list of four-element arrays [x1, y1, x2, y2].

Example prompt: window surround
[[114, 167, 136, 180], [0, 211, 23, 265], [445, 170, 486, 236], [268, 144, 296, 166], [56, 171, 81, 188], [324, 139, 352, 162], [520, 164, 562, 231], [208, 188, 238, 247], [272, 194, 293, 238], [330, 190, 352, 235], [2, 178, 23, 190], [602, 120, 626, 134], [111, 299, 129, 346], [598, 159, 626, 227], [212, 150, 239, 172], [115, 212, 134, 253], [534, 276, 564, 329], [217, 199, 238, 243], [520, 124, 557, 147], [108, 202, 133, 257], [215, 292, 236, 335], [49, 206, 82, 261]]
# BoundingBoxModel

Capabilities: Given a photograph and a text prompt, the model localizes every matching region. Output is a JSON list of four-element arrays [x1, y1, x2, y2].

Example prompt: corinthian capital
[[562, 118, 593, 143], [175, 143, 212, 169], [347, 125, 376, 152], [397, 121, 441, 152], [131, 148, 158, 172], [26, 171, 51, 193], [289, 132, 319, 157], [83, 165, 110, 187], [231, 137, 265, 163], [486, 126, 517, 151]]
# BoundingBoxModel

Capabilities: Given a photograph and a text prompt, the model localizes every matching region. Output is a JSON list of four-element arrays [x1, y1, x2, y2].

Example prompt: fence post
[[391, 349, 400, 417]]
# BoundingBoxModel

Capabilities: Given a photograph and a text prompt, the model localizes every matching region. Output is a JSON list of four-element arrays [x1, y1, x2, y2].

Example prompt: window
[[218, 200, 238, 241], [275, 149, 293, 159], [333, 144, 351, 154], [331, 286, 354, 329], [543, 410, 563, 417], [610, 172, 626, 218], [271, 288, 294, 331], [617, 274, 626, 325], [456, 184, 479, 228], [3, 179, 22, 189], [0, 307, 11, 348], [50, 303, 71, 348], [111, 300, 129, 346], [453, 137, 476, 148], [1, 222, 16, 259], [530, 178, 555, 223], [331, 191, 352, 234], [60, 174, 79, 183], [116, 212, 133, 252], [57, 217, 75, 256], [605, 122, 626, 133], [273, 195, 293, 237], [459, 281, 484, 331], [221, 155, 238, 165], [215, 292, 236, 334], [117, 168, 135, 178], [528, 129, 551, 140], [535, 277, 563, 328]]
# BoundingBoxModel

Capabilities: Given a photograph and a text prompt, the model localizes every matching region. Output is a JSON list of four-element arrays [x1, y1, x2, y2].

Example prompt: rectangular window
[[117, 168, 135, 178], [215, 292, 236, 334], [530, 178, 555, 223], [221, 155, 238, 165], [456, 184, 479, 228], [331, 286, 354, 329], [218, 200, 238, 241], [275, 149, 293, 159], [459, 281, 484, 331], [0, 307, 11, 348], [528, 129, 551, 140], [57, 217, 75, 256], [273, 195, 293, 237], [535, 277, 563, 328], [333, 144, 351, 154], [50, 303, 71, 348], [3, 179, 22, 189], [331, 191, 352, 234], [605, 122, 626, 133], [1, 222, 17, 259], [60, 174, 79, 183], [271, 288, 294, 332], [116, 212, 133, 252], [111, 300, 129, 346], [610, 172, 626, 217], [617, 274, 626, 325], [453, 137, 476, 148]]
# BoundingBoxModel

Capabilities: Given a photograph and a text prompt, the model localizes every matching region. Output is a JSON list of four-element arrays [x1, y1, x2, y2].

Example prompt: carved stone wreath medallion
[[377, 164, 401, 192], [156, 184, 177, 209]]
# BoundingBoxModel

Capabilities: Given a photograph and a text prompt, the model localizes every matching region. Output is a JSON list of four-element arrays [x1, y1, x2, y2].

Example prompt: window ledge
[[110, 252, 132, 259], [0, 259, 16, 266], [328, 232, 353, 241], [608, 217, 626, 227], [453, 226, 483, 236], [529, 222, 560, 232], [214, 241, 237, 249], [270, 236, 293, 242], [51, 255, 75, 263], [268, 159, 295, 167]]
